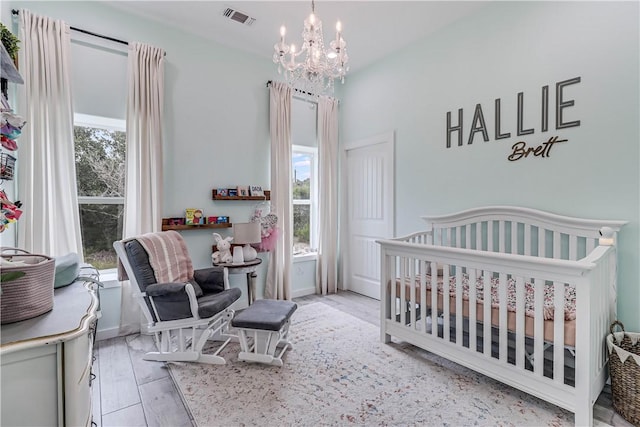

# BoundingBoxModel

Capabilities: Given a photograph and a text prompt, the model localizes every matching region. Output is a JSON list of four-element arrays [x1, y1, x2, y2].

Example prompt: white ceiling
[[103, 1, 489, 73]]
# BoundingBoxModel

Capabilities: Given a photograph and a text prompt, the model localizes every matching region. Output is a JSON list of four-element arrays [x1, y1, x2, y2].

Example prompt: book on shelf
[[237, 186, 249, 197], [185, 208, 205, 225], [250, 185, 264, 197]]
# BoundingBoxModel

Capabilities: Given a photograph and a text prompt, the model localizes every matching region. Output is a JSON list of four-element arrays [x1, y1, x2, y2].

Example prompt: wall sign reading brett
[[445, 77, 580, 161]]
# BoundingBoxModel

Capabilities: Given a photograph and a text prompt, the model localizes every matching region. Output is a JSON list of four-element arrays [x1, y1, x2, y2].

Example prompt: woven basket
[[607, 320, 640, 426], [1, 248, 55, 324]]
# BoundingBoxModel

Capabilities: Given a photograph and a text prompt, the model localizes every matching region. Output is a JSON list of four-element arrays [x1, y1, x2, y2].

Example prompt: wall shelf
[[161, 223, 231, 231], [212, 189, 270, 201]]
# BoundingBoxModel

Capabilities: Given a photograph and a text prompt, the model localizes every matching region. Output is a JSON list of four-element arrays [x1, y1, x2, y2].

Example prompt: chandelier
[[273, 0, 349, 95]]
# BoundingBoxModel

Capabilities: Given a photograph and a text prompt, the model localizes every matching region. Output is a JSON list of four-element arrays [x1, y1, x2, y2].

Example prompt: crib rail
[[378, 236, 616, 425], [421, 205, 625, 261]]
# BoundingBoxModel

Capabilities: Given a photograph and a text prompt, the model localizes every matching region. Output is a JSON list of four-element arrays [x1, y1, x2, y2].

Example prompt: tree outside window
[[293, 147, 317, 255], [74, 114, 125, 270]]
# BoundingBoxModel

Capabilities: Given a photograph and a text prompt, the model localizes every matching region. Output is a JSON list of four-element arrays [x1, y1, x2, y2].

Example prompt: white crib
[[377, 206, 626, 426]]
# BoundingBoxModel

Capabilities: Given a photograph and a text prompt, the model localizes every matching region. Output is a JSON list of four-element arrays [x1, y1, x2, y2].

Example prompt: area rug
[[168, 302, 575, 426]]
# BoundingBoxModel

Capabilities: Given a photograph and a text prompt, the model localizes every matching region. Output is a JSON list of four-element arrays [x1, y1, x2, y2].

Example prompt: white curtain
[[266, 82, 292, 300], [16, 9, 83, 258], [316, 96, 339, 295], [119, 42, 165, 335]]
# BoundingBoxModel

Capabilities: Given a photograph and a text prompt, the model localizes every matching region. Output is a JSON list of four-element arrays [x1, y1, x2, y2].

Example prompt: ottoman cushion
[[232, 299, 297, 331]]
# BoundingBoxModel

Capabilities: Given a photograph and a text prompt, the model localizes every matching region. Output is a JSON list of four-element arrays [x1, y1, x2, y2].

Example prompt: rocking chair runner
[[114, 231, 241, 364]]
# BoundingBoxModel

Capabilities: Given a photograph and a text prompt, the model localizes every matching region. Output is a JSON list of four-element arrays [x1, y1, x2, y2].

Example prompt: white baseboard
[[96, 326, 121, 341], [291, 286, 316, 298]]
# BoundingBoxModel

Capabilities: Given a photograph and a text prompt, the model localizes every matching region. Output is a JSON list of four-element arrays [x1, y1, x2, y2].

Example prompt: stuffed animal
[[211, 233, 233, 264]]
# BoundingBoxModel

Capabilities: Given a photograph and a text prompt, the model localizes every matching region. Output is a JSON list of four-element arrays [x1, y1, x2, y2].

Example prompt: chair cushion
[[124, 240, 157, 290], [154, 295, 192, 321], [194, 267, 225, 293], [146, 282, 189, 297], [188, 280, 204, 297], [231, 299, 297, 331], [197, 287, 242, 319]]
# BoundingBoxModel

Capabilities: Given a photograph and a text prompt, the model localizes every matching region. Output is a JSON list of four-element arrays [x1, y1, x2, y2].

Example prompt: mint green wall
[[340, 2, 640, 329], [9, 1, 277, 273], [7, 1, 314, 315]]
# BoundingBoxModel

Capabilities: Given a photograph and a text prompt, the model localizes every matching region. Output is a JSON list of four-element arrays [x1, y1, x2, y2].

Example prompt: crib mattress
[[391, 279, 576, 347]]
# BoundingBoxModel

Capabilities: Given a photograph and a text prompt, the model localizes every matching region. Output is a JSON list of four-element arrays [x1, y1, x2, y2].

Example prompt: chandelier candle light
[[273, 0, 349, 95]]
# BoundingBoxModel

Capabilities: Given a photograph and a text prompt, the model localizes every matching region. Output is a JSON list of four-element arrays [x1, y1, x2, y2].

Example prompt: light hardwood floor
[[93, 291, 629, 427]]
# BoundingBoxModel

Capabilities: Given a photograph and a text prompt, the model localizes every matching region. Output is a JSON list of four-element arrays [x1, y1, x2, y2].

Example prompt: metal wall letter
[[556, 77, 581, 129], [446, 108, 463, 148], [517, 92, 534, 136], [468, 103, 489, 144], [541, 85, 549, 132], [494, 98, 511, 140]]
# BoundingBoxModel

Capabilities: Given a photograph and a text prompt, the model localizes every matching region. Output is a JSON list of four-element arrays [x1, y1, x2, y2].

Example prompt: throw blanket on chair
[[137, 230, 194, 283]]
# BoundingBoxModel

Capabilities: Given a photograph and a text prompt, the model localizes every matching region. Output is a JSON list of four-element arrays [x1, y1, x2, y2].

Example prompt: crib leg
[[381, 330, 391, 343], [574, 404, 592, 427], [574, 384, 593, 426]]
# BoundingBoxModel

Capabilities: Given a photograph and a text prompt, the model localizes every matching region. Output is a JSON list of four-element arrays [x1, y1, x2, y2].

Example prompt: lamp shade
[[233, 222, 262, 244], [234, 222, 262, 262]]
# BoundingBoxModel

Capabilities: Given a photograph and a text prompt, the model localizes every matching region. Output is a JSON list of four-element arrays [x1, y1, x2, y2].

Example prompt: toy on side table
[[212, 232, 233, 264]]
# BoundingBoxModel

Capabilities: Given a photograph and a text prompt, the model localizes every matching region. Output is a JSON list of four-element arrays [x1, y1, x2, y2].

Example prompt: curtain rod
[[266, 81, 340, 105], [266, 80, 318, 98], [12, 8, 127, 46]]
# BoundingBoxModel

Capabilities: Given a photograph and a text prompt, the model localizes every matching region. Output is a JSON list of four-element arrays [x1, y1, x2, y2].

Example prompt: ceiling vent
[[222, 7, 256, 27]]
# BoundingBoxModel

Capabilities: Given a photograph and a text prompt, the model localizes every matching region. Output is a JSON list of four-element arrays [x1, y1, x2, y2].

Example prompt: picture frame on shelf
[[217, 188, 228, 197], [250, 185, 264, 197], [228, 189, 238, 197], [237, 186, 249, 197]]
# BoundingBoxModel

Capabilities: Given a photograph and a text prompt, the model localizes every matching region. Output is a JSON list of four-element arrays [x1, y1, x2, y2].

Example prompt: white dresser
[[1, 274, 100, 427]]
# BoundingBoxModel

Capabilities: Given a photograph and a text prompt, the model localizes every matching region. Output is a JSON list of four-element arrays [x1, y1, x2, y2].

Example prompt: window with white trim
[[292, 145, 318, 255], [74, 113, 125, 270]]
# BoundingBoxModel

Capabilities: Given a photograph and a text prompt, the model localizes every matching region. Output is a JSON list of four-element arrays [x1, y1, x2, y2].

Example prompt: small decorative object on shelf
[[185, 208, 205, 225], [216, 216, 229, 224], [237, 186, 249, 197], [212, 188, 271, 200], [250, 185, 264, 197]]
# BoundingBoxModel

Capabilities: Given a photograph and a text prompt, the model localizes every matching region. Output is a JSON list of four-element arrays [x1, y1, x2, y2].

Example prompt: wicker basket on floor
[[1, 248, 55, 324], [607, 320, 640, 425]]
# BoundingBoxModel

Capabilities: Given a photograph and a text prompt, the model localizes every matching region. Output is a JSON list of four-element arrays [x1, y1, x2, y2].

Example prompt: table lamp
[[233, 222, 262, 262]]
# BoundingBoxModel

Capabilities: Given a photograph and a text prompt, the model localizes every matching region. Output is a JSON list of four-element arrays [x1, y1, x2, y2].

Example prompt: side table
[[213, 258, 262, 305]]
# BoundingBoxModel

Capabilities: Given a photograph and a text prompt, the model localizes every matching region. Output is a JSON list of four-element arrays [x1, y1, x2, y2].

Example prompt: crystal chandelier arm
[[273, 0, 348, 94]]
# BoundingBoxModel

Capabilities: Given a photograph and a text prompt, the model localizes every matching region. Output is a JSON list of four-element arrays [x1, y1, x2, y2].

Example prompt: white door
[[342, 132, 394, 299]]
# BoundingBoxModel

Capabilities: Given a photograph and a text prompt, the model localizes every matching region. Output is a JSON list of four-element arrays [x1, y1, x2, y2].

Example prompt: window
[[292, 145, 318, 255], [74, 114, 125, 270], [291, 98, 318, 257]]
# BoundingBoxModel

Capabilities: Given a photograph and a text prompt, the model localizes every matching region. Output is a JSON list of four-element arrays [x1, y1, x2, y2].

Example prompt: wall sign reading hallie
[[445, 77, 580, 160]]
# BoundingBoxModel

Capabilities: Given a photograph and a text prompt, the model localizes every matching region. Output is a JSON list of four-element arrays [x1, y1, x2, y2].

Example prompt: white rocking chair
[[114, 231, 241, 364]]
